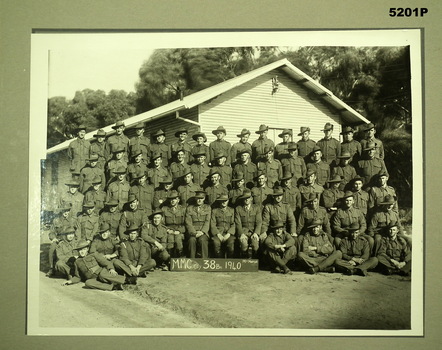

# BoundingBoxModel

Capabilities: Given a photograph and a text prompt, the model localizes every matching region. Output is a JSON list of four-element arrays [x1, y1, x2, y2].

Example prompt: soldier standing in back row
[[360, 122, 384, 160], [150, 129, 170, 166], [191, 132, 210, 162], [169, 128, 192, 165], [209, 126, 232, 166], [105, 121, 130, 163], [316, 122, 341, 165], [274, 128, 292, 161], [306, 146, 330, 187], [251, 124, 275, 164], [296, 126, 316, 161], [340, 126, 361, 163], [357, 142, 388, 189], [67, 125, 91, 173], [59, 180, 84, 218], [281, 142, 306, 186], [129, 122, 151, 165], [230, 128, 252, 165], [90, 129, 107, 170], [233, 149, 257, 189], [257, 146, 282, 189]]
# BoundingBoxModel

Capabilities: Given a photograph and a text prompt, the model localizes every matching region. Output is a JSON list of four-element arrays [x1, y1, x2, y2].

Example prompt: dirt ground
[[38, 236, 411, 330]]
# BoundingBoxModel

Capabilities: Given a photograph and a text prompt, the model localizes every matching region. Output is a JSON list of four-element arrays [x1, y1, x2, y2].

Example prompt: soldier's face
[[93, 184, 101, 191], [332, 182, 340, 189], [289, 150, 298, 158], [237, 179, 245, 188], [136, 128, 144, 136], [164, 183, 173, 190], [196, 136, 204, 145], [139, 175, 147, 185], [109, 205, 117, 212], [311, 151, 322, 162], [101, 230, 110, 240], [90, 160, 98, 167], [196, 155, 205, 164], [244, 196, 252, 206], [62, 210, 70, 218], [78, 130, 86, 139], [69, 186, 78, 194], [307, 173, 316, 184], [240, 134, 249, 143], [312, 225, 321, 236], [340, 158, 350, 166], [152, 214, 162, 226], [302, 131, 309, 140], [379, 175, 388, 186], [309, 198, 319, 209], [129, 231, 138, 241], [196, 197, 205, 206], [218, 156, 226, 165], [86, 207, 95, 215], [211, 174, 220, 184], [154, 157, 162, 167], [353, 180, 363, 191], [350, 229, 360, 240], [344, 197, 354, 208], [365, 128, 375, 138], [129, 200, 138, 210], [257, 175, 266, 186], [184, 173, 193, 184], [274, 227, 283, 236], [388, 226, 398, 239], [323, 129, 332, 138], [177, 152, 185, 162], [118, 174, 126, 181], [178, 132, 187, 141], [386, 203, 394, 211], [170, 197, 179, 206], [216, 131, 225, 140], [368, 149, 376, 158], [220, 200, 229, 208], [116, 151, 124, 160], [274, 194, 283, 203], [266, 151, 273, 160], [282, 134, 290, 143], [115, 126, 124, 135], [282, 179, 291, 187], [66, 233, 75, 241], [156, 135, 165, 143], [343, 132, 353, 141], [240, 152, 249, 162], [135, 154, 143, 163], [79, 247, 89, 257], [259, 130, 268, 139], [97, 136, 105, 143]]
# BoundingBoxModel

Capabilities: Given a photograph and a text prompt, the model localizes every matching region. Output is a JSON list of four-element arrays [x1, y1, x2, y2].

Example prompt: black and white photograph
[[28, 30, 423, 336]]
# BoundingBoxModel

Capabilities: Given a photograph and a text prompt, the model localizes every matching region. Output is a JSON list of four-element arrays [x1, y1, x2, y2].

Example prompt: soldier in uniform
[[316, 122, 341, 165], [228, 172, 245, 208], [340, 126, 361, 163], [54, 227, 78, 281], [251, 124, 275, 164], [99, 199, 121, 239], [334, 223, 378, 276], [280, 170, 302, 219], [127, 147, 148, 185], [296, 126, 316, 161], [162, 190, 186, 257], [129, 122, 151, 165], [89, 222, 119, 260], [261, 187, 297, 243], [105, 121, 130, 163], [177, 169, 201, 206], [169, 128, 192, 165], [169, 149, 189, 184], [190, 149, 210, 187], [274, 128, 292, 161], [67, 125, 91, 173], [185, 191, 211, 258], [263, 222, 296, 275], [331, 151, 357, 191], [106, 165, 130, 211], [90, 129, 107, 170], [368, 172, 399, 214], [360, 122, 384, 160], [152, 175, 174, 209], [281, 142, 306, 186], [233, 149, 257, 189], [331, 191, 369, 249], [210, 194, 236, 258], [141, 210, 171, 270], [210, 151, 232, 186], [230, 128, 252, 165], [79, 153, 106, 194], [235, 189, 263, 258], [113, 224, 156, 278], [150, 129, 170, 166], [77, 201, 99, 243], [118, 194, 149, 241], [357, 142, 388, 188], [297, 219, 341, 274], [59, 180, 84, 218], [147, 152, 170, 189], [306, 146, 330, 187], [321, 175, 344, 217], [62, 239, 129, 290], [106, 148, 128, 185], [130, 170, 154, 217], [377, 223, 411, 276], [209, 126, 232, 166], [84, 176, 106, 214], [298, 169, 324, 205], [251, 171, 273, 209], [297, 193, 331, 237], [257, 146, 282, 188], [204, 169, 228, 206], [351, 177, 369, 217], [191, 132, 210, 162]]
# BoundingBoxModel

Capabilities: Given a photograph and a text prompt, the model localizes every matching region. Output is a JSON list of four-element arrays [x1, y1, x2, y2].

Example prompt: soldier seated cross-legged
[[263, 222, 296, 275]]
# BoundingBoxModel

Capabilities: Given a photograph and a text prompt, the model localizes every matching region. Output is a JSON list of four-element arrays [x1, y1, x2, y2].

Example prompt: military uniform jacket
[[264, 232, 295, 251], [99, 210, 121, 236], [185, 204, 211, 236], [68, 138, 91, 172], [230, 141, 252, 163], [233, 161, 257, 186], [191, 144, 210, 162], [341, 140, 362, 161], [177, 183, 201, 206], [296, 139, 316, 158], [55, 239, 78, 263], [59, 191, 84, 218], [204, 183, 228, 206], [105, 133, 130, 161], [150, 143, 170, 166], [378, 236, 410, 262], [306, 161, 330, 187], [257, 159, 282, 188], [147, 166, 170, 189], [72, 252, 114, 283], [129, 135, 151, 164], [299, 183, 324, 204], [297, 206, 331, 235], [282, 185, 302, 212], [360, 137, 384, 160], [79, 165, 106, 193], [106, 158, 128, 183], [90, 141, 106, 169], [127, 161, 148, 182], [251, 137, 275, 163], [357, 158, 388, 186], [50, 215, 78, 240], [210, 207, 235, 236], [209, 139, 232, 165], [352, 189, 369, 216], [84, 189, 106, 213], [190, 162, 210, 187], [210, 165, 232, 185], [251, 186, 273, 208], [301, 232, 334, 257], [106, 180, 130, 210], [89, 236, 119, 256], [316, 137, 341, 165], [262, 202, 296, 235], [368, 210, 403, 236], [368, 185, 398, 212], [332, 207, 367, 236], [331, 164, 357, 191], [234, 204, 262, 237], [170, 161, 188, 182], [321, 188, 344, 210], [119, 209, 148, 240], [153, 188, 173, 209], [281, 156, 306, 184], [339, 236, 370, 260], [142, 224, 168, 245], [130, 183, 154, 214], [119, 238, 149, 266], [169, 140, 192, 164], [78, 212, 99, 241], [162, 205, 186, 233]]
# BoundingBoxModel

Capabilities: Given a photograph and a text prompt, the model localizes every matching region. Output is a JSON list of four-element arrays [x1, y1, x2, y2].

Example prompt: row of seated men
[[53, 216, 410, 291]]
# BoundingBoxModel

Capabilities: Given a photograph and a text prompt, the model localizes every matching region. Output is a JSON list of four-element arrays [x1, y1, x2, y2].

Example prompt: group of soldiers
[[47, 120, 411, 291]]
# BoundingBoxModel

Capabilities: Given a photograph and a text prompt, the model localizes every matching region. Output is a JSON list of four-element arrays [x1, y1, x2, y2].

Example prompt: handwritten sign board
[[170, 258, 259, 272]]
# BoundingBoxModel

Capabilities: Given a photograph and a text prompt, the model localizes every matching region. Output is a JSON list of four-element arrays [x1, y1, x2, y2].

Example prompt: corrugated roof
[[47, 58, 370, 154]]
